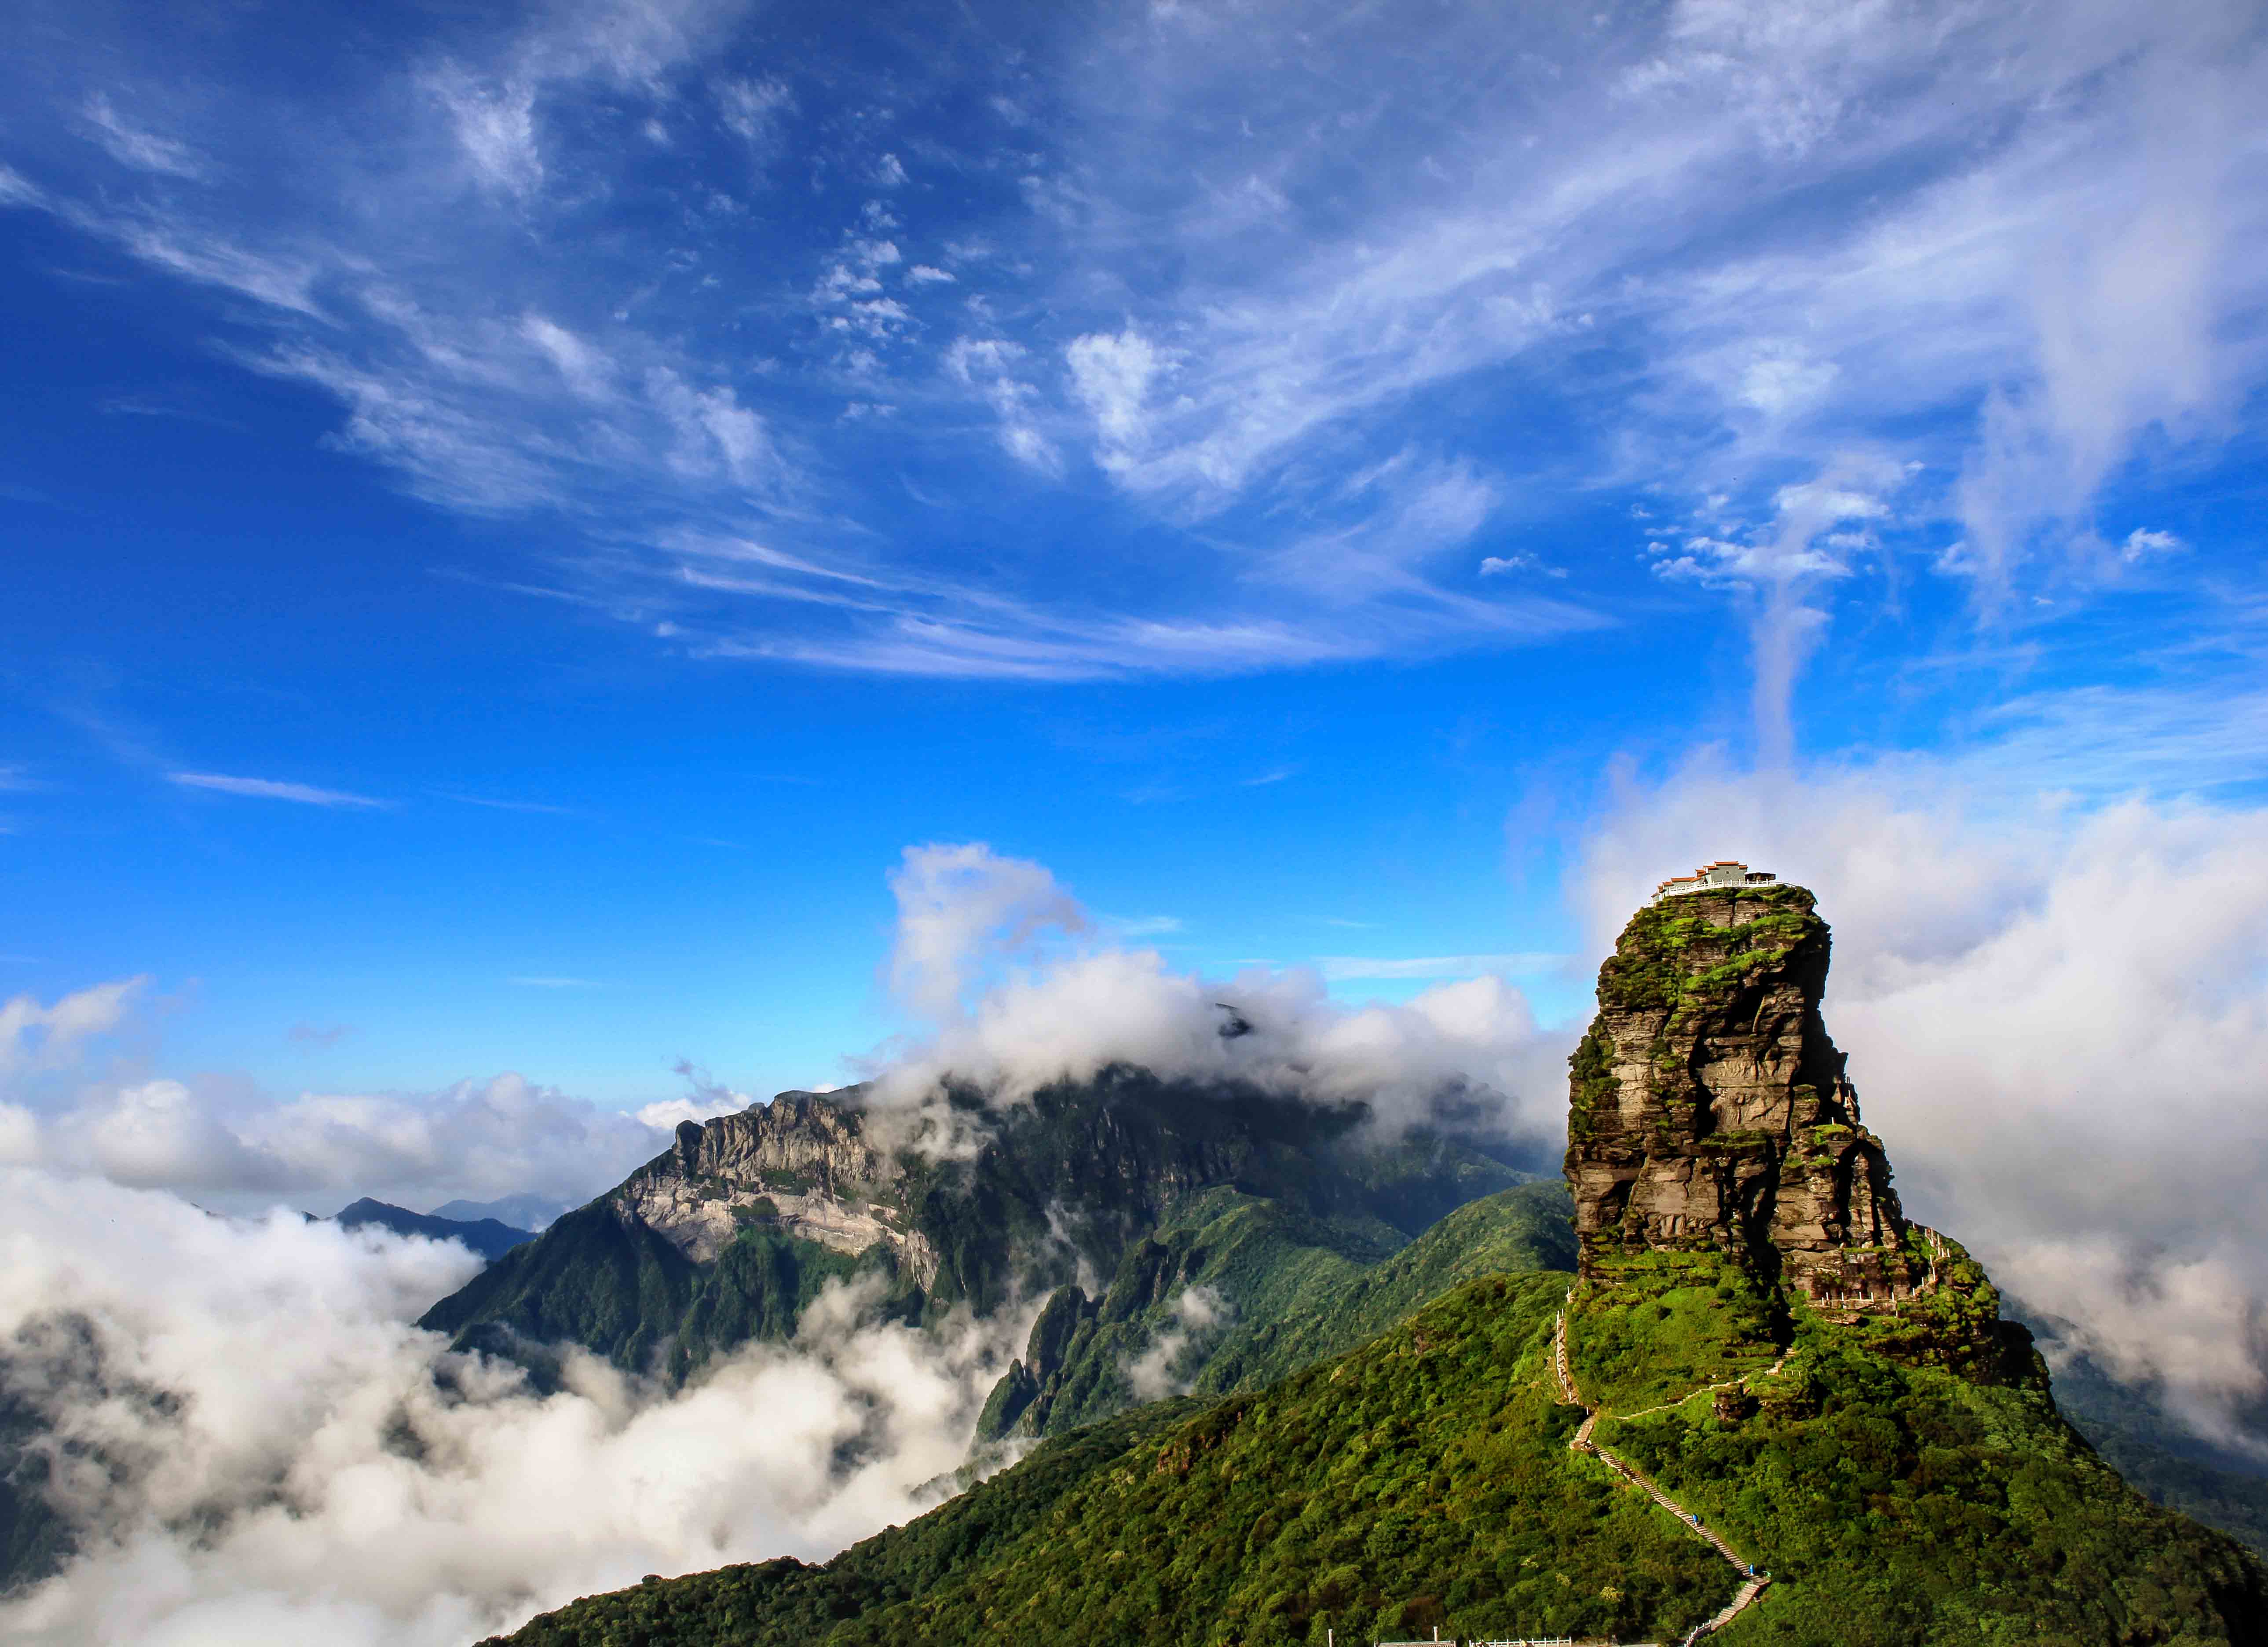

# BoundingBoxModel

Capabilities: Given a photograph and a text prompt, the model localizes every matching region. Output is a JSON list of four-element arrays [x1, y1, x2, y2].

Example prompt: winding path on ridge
[[1550, 1294, 1771, 1645]]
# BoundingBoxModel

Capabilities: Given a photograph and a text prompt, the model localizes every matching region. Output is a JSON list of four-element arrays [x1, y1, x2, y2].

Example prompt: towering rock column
[[1563, 876, 1931, 1311]]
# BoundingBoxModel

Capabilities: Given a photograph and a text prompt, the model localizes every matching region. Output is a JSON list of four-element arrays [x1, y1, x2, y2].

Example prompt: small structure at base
[[1650, 860, 1776, 903]]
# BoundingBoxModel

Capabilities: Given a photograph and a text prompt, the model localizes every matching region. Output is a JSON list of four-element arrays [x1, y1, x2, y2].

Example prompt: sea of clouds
[[0, 838, 1569, 1644], [0, 1176, 1018, 1646], [7, 754, 2268, 1641]]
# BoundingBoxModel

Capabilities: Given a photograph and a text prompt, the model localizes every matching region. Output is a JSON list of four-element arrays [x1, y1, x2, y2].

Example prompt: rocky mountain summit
[[421, 1068, 1533, 1385], [616, 1093, 938, 1281], [1565, 871, 2022, 1375]]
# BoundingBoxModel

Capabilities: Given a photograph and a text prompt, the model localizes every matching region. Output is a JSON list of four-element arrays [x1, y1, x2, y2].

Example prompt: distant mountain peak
[[614, 1087, 937, 1278], [333, 1198, 534, 1261]]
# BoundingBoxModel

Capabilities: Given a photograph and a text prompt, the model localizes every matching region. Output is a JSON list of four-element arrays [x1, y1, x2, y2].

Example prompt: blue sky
[[4, 0, 2267, 1170]]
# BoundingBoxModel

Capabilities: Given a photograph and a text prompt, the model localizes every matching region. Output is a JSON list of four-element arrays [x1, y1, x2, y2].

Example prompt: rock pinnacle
[[1563, 873, 1934, 1312]]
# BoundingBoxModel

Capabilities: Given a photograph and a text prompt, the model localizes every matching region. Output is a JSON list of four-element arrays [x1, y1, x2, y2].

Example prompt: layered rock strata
[[1563, 880, 1933, 1312], [614, 1090, 940, 1285]]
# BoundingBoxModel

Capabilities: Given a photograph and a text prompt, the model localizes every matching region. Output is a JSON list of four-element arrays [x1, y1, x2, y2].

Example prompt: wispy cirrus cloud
[[1318, 952, 1565, 982], [168, 772, 388, 808], [81, 92, 208, 179], [0, 0, 1604, 683], [433, 791, 587, 816], [1, 0, 2260, 704], [0, 162, 46, 207]]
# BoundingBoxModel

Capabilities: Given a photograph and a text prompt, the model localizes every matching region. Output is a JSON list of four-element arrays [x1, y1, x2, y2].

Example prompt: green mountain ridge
[[488, 1263, 2267, 1647], [977, 1179, 1577, 1444], [2019, 1330, 2268, 1560], [336, 1197, 536, 1260], [419, 1069, 1538, 1390], [480, 876, 2268, 1645]]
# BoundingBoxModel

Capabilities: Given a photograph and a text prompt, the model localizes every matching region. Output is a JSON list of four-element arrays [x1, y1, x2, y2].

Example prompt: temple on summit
[[1650, 860, 1777, 902]]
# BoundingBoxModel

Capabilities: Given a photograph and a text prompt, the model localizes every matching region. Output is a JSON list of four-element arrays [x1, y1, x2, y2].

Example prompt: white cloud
[[1735, 342, 1839, 418], [645, 368, 779, 490], [717, 76, 791, 146], [944, 337, 1059, 472], [8, 0, 2261, 686], [1101, 914, 1183, 938], [2121, 527, 2185, 562], [4, 995, 689, 1211], [0, 1175, 1024, 1645], [1125, 1284, 1229, 1401], [167, 772, 388, 807], [633, 1096, 730, 1132], [95, 220, 322, 316], [867, 845, 1557, 1151], [884, 843, 1088, 1023], [0, 979, 147, 1076], [81, 93, 207, 179], [1066, 327, 1171, 473], [519, 315, 614, 400], [0, 163, 45, 207], [1318, 952, 1563, 981], [1478, 553, 1563, 579], [426, 65, 543, 195]]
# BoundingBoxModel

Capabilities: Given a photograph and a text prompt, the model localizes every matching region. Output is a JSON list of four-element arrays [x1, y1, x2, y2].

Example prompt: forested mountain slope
[[977, 1177, 1575, 1442], [420, 1070, 1533, 1387], [490, 1267, 2267, 1647]]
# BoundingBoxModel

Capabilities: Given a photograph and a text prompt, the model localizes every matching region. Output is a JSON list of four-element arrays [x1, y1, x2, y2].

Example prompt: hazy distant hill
[[334, 1198, 534, 1261], [431, 1194, 570, 1233], [2019, 1324, 2268, 1558]]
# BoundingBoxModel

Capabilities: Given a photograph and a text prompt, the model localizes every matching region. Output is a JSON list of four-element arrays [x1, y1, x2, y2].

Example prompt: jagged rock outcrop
[[1564, 877, 1934, 1312], [977, 1284, 1105, 1440], [423, 1066, 1535, 1387], [614, 1091, 939, 1284]]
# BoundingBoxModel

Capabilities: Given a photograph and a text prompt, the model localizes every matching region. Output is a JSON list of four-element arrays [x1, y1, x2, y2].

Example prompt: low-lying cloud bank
[[860, 841, 1562, 1157], [8, 783, 2267, 1645], [0, 986, 696, 1217], [0, 846, 1565, 1215], [0, 1171, 1021, 1645], [1577, 755, 2268, 1460], [0, 855, 1567, 1644]]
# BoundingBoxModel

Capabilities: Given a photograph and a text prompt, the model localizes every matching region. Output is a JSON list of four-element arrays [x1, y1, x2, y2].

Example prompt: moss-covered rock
[[1564, 880, 2017, 1377]]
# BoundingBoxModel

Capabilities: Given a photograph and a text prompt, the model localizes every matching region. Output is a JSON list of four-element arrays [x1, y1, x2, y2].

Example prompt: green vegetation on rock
[[980, 1179, 1576, 1443], [2024, 1332, 2268, 1560], [1569, 1255, 2265, 1643], [1593, 884, 1820, 1017], [417, 1205, 903, 1386]]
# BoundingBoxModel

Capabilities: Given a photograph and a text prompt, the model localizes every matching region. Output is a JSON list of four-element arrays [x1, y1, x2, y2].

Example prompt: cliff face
[[423, 1066, 1533, 1385], [614, 1092, 939, 1284], [1564, 881, 1932, 1312]]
